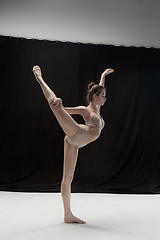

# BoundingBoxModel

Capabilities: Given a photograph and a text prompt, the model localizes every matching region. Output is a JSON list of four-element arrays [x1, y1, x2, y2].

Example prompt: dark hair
[[86, 82, 106, 104]]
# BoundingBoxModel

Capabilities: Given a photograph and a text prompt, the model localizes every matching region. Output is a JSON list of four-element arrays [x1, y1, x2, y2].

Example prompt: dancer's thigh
[[49, 99, 79, 137], [63, 138, 79, 179]]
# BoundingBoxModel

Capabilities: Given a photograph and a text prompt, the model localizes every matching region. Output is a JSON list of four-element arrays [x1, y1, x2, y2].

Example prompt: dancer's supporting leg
[[33, 66, 86, 224], [61, 138, 86, 224]]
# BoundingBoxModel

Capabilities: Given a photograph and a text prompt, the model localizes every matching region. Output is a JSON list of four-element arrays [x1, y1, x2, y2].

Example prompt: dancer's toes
[[33, 65, 43, 83], [64, 214, 86, 224]]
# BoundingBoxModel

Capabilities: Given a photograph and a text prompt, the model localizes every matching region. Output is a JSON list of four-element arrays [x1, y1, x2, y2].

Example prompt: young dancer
[[33, 65, 114, 224]]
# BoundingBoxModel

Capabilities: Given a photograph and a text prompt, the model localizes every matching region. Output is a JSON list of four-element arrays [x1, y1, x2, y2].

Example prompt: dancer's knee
[[62, 175, 74, 184], [48, 97, 62, 109]]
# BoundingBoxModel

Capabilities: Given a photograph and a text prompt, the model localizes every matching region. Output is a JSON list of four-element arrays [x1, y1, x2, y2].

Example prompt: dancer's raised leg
[[33, 65, 57, 101], [33, 65, 79, 137], [61, 138, 86, 224]]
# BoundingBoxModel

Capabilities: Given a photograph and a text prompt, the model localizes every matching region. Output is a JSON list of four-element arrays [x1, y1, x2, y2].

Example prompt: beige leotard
[[65, 111, 105, 148]]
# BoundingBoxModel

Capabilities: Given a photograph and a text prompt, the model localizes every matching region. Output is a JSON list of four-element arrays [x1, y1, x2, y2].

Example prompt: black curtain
[[0, 35, 160, 193]]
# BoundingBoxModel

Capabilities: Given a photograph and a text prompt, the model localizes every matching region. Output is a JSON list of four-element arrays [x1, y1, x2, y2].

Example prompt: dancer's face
[[95, 90, 107, 106]]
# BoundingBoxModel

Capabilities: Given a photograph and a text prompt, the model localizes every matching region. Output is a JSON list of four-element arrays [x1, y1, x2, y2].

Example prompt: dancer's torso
[[84, 112, 105, 142]]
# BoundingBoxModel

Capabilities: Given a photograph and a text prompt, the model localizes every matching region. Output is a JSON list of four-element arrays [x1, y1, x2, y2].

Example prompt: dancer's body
[[33, 65, 114, 224]]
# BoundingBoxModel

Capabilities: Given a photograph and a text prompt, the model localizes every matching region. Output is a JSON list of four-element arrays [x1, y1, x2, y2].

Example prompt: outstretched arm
[[64, 106, 90, 119], [99, 68, 114, 87]]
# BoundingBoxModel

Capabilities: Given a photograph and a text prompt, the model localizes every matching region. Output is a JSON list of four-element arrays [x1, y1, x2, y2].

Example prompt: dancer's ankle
[[65, 211, 72, 217], [38, 77, 44, 84]]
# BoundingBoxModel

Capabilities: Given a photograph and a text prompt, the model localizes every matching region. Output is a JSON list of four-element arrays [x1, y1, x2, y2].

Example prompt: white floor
[[0, 192, 160, 240]]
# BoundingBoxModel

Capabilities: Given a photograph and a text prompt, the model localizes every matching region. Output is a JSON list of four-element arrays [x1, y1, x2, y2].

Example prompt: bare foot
[[64, 213, 86, 224], [33, 65, 43, 83]]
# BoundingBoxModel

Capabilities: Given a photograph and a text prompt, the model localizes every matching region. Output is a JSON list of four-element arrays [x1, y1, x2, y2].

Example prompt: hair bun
[[88, 82, 95, 90]]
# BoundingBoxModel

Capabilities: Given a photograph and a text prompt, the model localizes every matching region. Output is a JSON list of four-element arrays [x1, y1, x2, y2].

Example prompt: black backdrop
[[0, 35, 160, 193]]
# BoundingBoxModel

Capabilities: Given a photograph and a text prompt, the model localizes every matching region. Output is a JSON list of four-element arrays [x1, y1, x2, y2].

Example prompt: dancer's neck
[[88, 102, 99, 113]]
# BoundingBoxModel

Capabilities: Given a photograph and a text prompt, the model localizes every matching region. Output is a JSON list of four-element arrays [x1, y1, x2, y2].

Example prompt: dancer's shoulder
[[74, 106, 90, 119]]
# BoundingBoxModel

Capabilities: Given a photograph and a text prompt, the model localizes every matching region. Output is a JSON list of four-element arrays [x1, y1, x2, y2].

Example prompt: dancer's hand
[[102, 68, 114, 76], [48, 98, 62, 109]]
